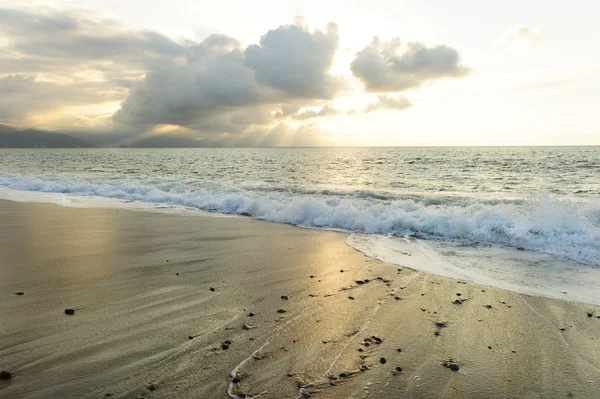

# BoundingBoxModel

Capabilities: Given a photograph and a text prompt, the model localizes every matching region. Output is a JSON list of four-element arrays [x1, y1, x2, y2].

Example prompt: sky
[[1, 0, 599, 146]]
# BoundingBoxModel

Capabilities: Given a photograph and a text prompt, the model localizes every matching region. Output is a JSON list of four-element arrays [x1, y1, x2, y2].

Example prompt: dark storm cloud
[[351, 37, 470, 92]]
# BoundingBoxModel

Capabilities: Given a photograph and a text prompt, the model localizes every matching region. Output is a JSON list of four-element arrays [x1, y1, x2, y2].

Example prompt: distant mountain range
[[0, 124, 94, 148]]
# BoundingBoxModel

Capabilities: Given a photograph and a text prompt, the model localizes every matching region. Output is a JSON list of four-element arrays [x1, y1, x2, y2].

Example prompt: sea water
[[1, 147, 599, 303]]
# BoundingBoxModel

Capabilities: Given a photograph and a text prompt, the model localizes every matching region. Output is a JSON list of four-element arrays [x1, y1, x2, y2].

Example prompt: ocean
[[1, 147, 599, 304]]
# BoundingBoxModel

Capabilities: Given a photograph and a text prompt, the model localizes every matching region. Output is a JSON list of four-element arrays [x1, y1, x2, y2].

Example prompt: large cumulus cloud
[[245, 22, 343, 98], [114, 22, 346, 134], [351, 37, 470, 92], [0, 7, 469, 146]]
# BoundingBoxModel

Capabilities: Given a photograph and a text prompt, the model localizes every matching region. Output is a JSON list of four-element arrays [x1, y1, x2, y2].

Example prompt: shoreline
[[1, 199, 599, 398]]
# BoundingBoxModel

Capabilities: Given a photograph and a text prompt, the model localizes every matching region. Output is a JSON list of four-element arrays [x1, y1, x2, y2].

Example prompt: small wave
[[1, 174, 599, 266]]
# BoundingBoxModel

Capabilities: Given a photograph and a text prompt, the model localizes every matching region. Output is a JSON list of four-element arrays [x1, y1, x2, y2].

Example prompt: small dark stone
[[105, 394, 111, 397], [444, 363, 460, 371], [15, 292, 24, 295], [277, 309, 287, 314], [487, 346, 492, 349], [394, 296, 401, 300], [309, 275, 315, 278], [223, 340, 232, 345], [372, 336, 382, 344], [358, 348, 364, 352], [356, 280, 364, 285], [64, 308, 75, 315], [396, 348, 402, 352], [517, 247, 525, 251], [222, 343, 230, 350], [453, 299, 463, 305], [363, 279, 370, 283], [340, 270, 344, 273], [360, 365, 369, 372], [281, 295, 289, 300], [456, 293, 461, 296], [395, 366, 403, 372], [587, 312, 593, 318], [188, 336, 194, 340], [379, 357, 387, 364], [339, 372, 348, 378], [209, 287, 215, 292], [560, 328, 566, 331], [348, 296, 355, 300], [166, 260, 169, 263], [0, 370, 12, 380], [248, 312, 255, 317], [175, 273, 179, 276], [484, 305, 493, 309]]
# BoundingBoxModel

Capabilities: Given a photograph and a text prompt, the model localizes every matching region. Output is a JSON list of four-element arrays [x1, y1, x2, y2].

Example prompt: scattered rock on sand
[[209, 287, 215, 292], [587, 312, 594, 318], [443, 362, 460, 371], [15, 292, 24, 295], [248, 312, 255, 317], [360, 365, 369, 372], [64, 308, 75, 315], [379, 357, 387, 364], [281, 295, 289, 300], [277, 309, 287, 314], [396, 347, 402, 352], [453, 299, 464, 305], [484, 305, 493, 309], [395, 366, 403, 372], [340, 269, 344, 273], [0, 370, 12, 380], [188, 336, 194, 340], [348, 296, 355, 300], [309, 275, 315, 278], [222, 341, 231, 350]]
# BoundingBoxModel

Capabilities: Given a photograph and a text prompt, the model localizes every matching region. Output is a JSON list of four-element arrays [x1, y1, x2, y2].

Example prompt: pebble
[[281, 295, 289, 300], [188, 336, 194, 340], [395, 366, 403, 372], [452, 299, 463, 305], [64, 308, 75, 315], [587, 312, 593, 318], [379, 357, 387, 364], [175, 273, 179, 276], [356, 280, 365, 285], [248, 312, 255, 317], [222, 341, 231, 350], [456, 293, 461, 296], [484, 305, 493, 309], [340, 270, 344, 273], [0, 370, 12, 380], [396, 348, 402, 352], [277, 309, 287, 314], [444, 362, 460, 371], [15, 292, 24, 295], [348, 296, 355, 300], [209, 287, 215, 292], [309, 275, 315, 278]]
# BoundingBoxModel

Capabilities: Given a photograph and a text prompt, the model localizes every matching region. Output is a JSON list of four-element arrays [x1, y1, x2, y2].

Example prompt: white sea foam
[[347, 234, 600, 305], [0, 174, 599, 267]]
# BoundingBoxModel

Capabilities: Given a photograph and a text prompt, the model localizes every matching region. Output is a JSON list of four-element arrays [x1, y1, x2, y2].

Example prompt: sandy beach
[[1, 198, 599, 399]]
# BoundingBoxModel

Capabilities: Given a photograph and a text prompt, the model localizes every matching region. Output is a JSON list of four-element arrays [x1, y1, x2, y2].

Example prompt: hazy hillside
[[0, 125, 94, 148]]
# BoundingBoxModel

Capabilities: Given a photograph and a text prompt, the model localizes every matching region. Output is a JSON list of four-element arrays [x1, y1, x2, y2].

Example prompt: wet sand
[[1, 199, 599, 398]]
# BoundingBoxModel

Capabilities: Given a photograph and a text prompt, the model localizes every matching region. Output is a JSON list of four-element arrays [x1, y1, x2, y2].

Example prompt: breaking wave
[[1, 173, 599, 266]]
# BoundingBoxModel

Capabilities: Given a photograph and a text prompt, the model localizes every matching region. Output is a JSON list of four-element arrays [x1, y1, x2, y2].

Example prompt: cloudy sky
[[1, 0, 599, 146]]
